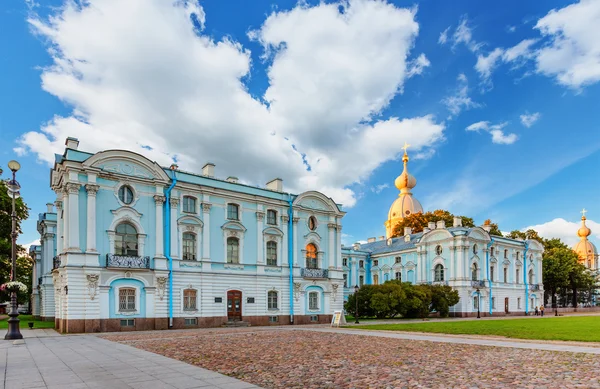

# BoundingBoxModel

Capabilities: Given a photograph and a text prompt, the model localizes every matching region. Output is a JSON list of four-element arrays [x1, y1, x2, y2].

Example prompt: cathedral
[[572, 210, 598, 271], [341, 146, 546, 317]]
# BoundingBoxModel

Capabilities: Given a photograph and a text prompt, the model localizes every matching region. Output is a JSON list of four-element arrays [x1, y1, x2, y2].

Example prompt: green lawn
[[353, 316, 600, 342], [0, 315, 55, 330]]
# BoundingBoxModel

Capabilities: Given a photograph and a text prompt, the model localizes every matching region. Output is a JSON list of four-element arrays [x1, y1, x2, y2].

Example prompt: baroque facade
[[341, 147, 545, 317], [31, 137, 345, 333]]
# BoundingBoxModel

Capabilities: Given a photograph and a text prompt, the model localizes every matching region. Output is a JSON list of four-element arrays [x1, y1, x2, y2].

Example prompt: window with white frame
[[267, 210, 277, 225], [268, 290, 278, 310], [115, 223, 138, 256], [395, 271, 402, 281], [183, 289, 197, 311], [359, 275, 364, 286], [503, 267, 508, 283], [490, 266, 494, 282], [343, 258, 348, 267], [518, 297, 521, 309], [227, 237, 240, 263], [305, 243, 318, 269], [471, 263, 478, 281], [492, 297, 496, 309], [373, 260, 379, 267], [182, 232, 197, 260], [528, 269, 534, 284], [118, 185, 134, 205], [119, 288, 136, 312], [473, 296, 479, 310], [308, 216, 317, 231], [490, 247, 495, 257], [183, 196, 196, 213], [308, 291, 319, 310], [516, 268, 520, 284], [504, 249, 508, 259], [434, 264, 444, 282], [343, 274, 348, 287], [266, 241, 277, 266], [395, 256, 401, 264], [227, 204, 239, 220], [359, 260, 364, 268]]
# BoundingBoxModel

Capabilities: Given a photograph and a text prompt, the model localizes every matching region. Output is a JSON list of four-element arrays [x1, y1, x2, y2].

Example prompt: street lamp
[[476, 288, 481, 319], [354, 285, 359, 324], [554, 293, 559, 316], [5, 160, 23, 340]]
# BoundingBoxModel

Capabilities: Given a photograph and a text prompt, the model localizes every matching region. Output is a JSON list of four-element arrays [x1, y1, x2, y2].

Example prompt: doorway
[[504, 297, 509, 314], [227, 290, 242, 321]]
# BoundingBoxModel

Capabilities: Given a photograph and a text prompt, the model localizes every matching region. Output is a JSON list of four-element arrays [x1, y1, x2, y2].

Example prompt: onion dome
[[572, 210, 598, 269]]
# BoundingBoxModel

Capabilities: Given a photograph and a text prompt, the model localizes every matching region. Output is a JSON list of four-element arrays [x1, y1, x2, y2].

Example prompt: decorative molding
[[292, 217, 300, 224], [85, 184, 100, 196], [331, 283, 339, 302], [54, 200, 63, 210], [156, 276, 168, 300], [170, 198, 180, 207], [153, 195, 166, 205], [202, 203, 212, 212], [264, 266, 282, 273], [294, 282, 302, 301], [86, 274, 99, 300], [227, 230, 239, 238], [224, 264, 244, 271], [327, 223, 337, 229], [281, 215, 289, 223], [66, 183, 81, 194], [256, 211, 265, 221]]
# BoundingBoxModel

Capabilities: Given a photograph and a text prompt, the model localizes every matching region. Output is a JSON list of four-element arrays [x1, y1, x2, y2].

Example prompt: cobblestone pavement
[[104, 328, 600, 389]]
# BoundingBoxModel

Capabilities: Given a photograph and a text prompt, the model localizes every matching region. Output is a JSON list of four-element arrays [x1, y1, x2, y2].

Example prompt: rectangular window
[[269, 316, 279, 323], [516, 269, 520, 284], [359, 260, 364, 268], [342, 258, 348, 267], [184, 318, 197, 326], [268, 291, 278, 310], [120, 319, 135, 327], [119, 288, 136, 312], [473, 297, 479, 310], [309, 292, 319, 310], [310, 315, 318, 322], [247, 297, 255, 304], [266, 210, 277, 225], [227, 204, 239, 220], [227, 238, 239, 264], [503, 268, 508, 283], [490, 266, 494, 282], [266, 241, 277, 266], [343, 274, 348, 287], [373, 260, 379, 267], [395, 272, 402, 281], [183, 289, 197, 311], [214, 297, 223, 303], [182, 233, 197, 261], [359, 275, 364, 287], [492, 297, 496, 310], [183, 196, 196, 213], [395, 256, 401, 264], [518, 297, 521, 309]]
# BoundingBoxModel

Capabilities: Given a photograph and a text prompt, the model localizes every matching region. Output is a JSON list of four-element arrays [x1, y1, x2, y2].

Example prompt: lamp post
[[476, 288, 481, 319], [554, 293, 559, 316], [5, 160, 23, 340], [354, 285, 359, 324]]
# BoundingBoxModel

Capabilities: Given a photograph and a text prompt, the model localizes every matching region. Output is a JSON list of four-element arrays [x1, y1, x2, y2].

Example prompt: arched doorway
[[227, 290, 242, 321]]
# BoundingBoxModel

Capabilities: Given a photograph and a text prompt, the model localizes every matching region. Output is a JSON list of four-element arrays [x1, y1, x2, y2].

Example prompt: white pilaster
[[327, 223, 336, 269], [154, 194, 166, 257], [202, 203, 211, 260], [293, 217, 299, 267], [449, 245, 455, 281], [256, 211, 264, 264], [282, 215, 289, 266], [66, 183, 81, 251], [43, 233, 55, 273], [62, 189, 69, 250], [55, 199, 63, 254], [170, 197, 179, 258], [85, 183, 99, 252], [335, 224, 342, 269]]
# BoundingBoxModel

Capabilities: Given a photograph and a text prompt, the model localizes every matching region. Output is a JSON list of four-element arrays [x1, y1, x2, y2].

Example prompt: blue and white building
[[32, 137, 345, 333], [341, 149, 545, 317]]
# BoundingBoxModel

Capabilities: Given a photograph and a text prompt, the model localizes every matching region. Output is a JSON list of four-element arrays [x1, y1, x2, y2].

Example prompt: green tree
[[429, 284, 460, 318], [392, 210, 476, 237], [542, 247, 577, 308], [344, 285, 376, 319], [369, 281, 406, 318], [506, 229, 544, 244], [403, 283, 432, 319]]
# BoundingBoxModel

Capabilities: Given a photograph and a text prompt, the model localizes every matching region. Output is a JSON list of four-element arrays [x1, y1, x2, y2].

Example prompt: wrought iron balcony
[[471, 280, 486, 288], [428, 280, 449, 286], [53, 256, 60, 270], [529, 283, 540, 291], [106, 254, 150, 269], [301, 268, 329, 279]]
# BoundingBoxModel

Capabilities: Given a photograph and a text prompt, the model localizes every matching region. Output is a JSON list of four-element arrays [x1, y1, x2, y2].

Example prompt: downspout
[[486, 238, 495, 316], [524, 241, 529, 315], [165, 168, 177, 328], [287, 195, 294, 324]]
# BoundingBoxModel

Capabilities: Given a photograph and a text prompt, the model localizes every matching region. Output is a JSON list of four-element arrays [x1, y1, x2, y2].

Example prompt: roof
[[344, 233, 423, 255]]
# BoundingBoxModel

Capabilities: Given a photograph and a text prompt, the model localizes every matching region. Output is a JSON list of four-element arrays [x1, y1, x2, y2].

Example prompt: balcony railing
[[471, 280, 486, 288], [53, 256, 60, 270], [428, 280, 449, 286], [529, 283, 540, 291], [106, 254, 150, 269], [301, 268, 329, 279]]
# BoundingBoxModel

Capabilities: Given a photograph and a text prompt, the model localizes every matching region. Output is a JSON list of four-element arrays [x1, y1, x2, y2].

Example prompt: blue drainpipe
[[524, 241, 529, 315], [165, 168, 177, 328], [486, 238, 495, 316], [287, 195, 294, 324]]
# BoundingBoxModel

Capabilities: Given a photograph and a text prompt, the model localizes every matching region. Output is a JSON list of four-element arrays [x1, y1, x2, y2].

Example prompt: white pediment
[[83, 150, 170, 182]]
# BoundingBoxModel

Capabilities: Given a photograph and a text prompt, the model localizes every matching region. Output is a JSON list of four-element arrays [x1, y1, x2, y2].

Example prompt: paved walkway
[[1, 335, 261, 389], [297, 326, 600, 354]]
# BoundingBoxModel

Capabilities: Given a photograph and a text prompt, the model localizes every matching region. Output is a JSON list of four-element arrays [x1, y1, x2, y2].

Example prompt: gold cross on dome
[[402, 142, 411, 153], [581, 208, 588, 217]]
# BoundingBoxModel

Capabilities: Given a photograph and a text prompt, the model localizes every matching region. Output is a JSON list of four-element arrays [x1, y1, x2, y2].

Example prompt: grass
[[352, 316, 600, 342], [0, 315, 55, 330]]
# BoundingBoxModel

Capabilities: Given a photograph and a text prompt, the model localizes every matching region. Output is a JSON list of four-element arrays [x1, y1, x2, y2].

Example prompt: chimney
[[436, 220, 446, 229], [46, 203, 54, 213], [428, 222, 436, 230], [202, 163, 215, 177], [226, 176, 238, 183], [353, 243, 361, 250], [266, 178, 283, 192], [387, 238, 392, 246], [453, 217, 462, 227], [65, 137, 79, 150], [367, 237, 376, 243], [404, 234, 411, 242], [378, 236, 385, 241], [404, 227, 412, 236]]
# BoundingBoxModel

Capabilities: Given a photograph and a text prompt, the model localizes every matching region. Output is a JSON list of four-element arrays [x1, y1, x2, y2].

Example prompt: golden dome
[[572, 211, 598, 268], [394, 152, 417, 193], [577, 216, 591, 238]]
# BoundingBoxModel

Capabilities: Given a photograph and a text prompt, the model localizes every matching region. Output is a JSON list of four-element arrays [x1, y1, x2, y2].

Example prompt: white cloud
[[475, 39, 537, 85], [371, 183, 389, 194], [475, 48, 504, 82], [465, 121, 517, 145], [535, 0, 600, 89], [524, 217, 600, 247], [452, 16, 482, 53], [520, 112, 541, 127], [507, 25, 516, 33], [16, 0, 445, 208], [441, 73, 481, 117], [19, 239, 40, 251], [438, 26, 450, 44]]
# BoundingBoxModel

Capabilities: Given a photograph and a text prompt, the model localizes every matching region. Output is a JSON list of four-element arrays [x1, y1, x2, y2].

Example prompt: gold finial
[[401, 142, 411, 154], [581, 208, 588, 219]]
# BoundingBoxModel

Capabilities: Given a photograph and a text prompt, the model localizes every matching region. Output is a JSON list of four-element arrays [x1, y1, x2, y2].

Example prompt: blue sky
[[1, 0, 599, 249]]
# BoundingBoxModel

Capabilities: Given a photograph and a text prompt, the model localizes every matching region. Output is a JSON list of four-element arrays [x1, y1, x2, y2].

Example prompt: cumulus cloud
[[370, 183, 389, 194], [475, 39, 537, 85], [520, 112, 541, 127], [452, 16, 482, 52], [438, 26, 450, 45], [524, 217, 600, 246], [465, 121, 517, 145], [16, 0, 445, 208], [534, 0, 600, 89], [441, 73, 481, 117]]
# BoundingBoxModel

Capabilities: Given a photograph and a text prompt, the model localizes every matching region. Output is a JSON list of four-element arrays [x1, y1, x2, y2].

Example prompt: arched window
[[227, 204, 239, 220], [471, 263, 478, 281], [183, 196, 196, 213], [308, 291, 319, 310], [119, 288, 136, 312], [182, 232, 196, 261], [434, 264, 444, 281], [305, 243, 318, 269], [266, 241, 277, 266], [472, 244, 478, 255], [268, 291, 278, 310], [118, 185, 134, 205], [308, 216, 317, 231], [183, 289, 197, 311], [435, 245, 443, 255], [267, 210, 277, 225], [528, 269, 534, 284], [227, 237, 239, 264], [373, 274, 379, 285], [115, 223, 138, 256]]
